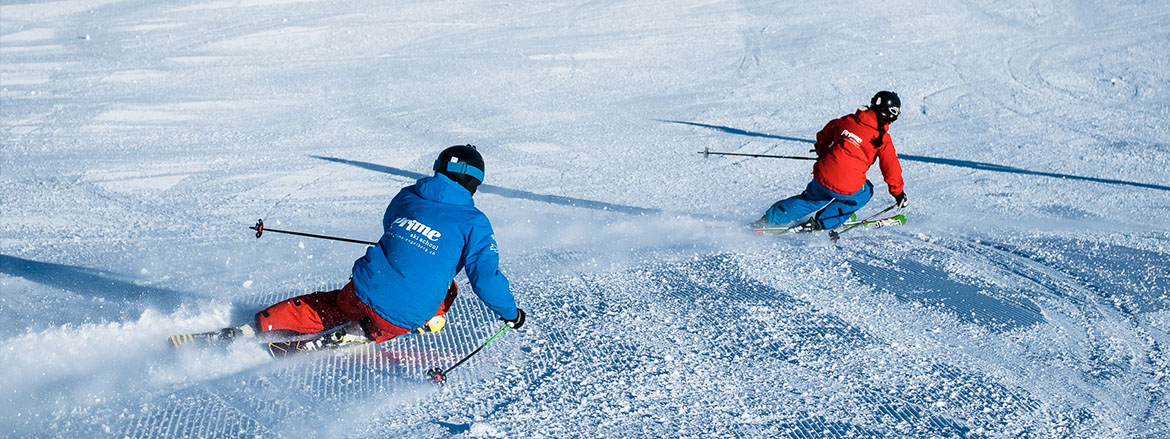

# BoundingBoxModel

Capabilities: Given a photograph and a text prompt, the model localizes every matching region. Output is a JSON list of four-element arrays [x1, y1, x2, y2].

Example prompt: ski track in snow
[[2, 0, 1169, 438]]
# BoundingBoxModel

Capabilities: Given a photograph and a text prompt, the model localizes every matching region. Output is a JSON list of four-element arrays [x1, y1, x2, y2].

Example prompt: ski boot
[[746, 216, 770, 229], [415, 315, 447, 334], [788, 217, 822, 233], [267, 322, 371, 358], [168, 324, 255, 349]]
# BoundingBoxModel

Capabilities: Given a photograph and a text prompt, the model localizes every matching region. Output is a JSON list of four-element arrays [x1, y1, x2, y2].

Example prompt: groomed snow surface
[[2, 0, 1169, 437]]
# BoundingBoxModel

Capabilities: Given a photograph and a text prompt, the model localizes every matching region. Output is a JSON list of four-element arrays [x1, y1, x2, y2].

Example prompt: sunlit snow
[[2, 0, 1168, 437]]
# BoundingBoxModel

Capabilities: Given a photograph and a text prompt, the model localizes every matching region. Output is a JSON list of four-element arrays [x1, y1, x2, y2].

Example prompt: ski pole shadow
[[896, 154, 1170, 191], [658, 120, 816, 144], [311, 156, 665, 215], [0, 254, 187, 312], [666, 120, 1170, 192]]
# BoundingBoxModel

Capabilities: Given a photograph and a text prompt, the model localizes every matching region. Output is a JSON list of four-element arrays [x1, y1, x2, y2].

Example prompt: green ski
[[754, 214, 906, 236]]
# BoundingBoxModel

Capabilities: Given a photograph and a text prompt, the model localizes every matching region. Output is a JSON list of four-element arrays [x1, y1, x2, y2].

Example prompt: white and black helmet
[[870, 91, 901, 123]]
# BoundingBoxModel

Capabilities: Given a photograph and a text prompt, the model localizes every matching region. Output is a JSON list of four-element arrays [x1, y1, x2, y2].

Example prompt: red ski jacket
[[812, 108, 904, 197]]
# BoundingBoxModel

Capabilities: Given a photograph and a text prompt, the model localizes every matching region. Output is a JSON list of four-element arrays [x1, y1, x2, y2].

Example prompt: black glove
[[894, 192, 909, 209], [503, 308, 526, 329]]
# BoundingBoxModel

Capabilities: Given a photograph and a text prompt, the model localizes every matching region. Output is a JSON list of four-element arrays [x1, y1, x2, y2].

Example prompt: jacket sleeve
[[814, 118, 838, 157], [876, 132, 905, 196], [461, 215, 519, 321]]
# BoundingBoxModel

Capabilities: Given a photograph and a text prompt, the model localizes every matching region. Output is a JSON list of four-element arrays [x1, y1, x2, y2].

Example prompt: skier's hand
[[894, 192, 909, 209], [502, 308, 526, 329]]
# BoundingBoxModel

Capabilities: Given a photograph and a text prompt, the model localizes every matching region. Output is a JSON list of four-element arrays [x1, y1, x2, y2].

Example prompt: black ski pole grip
[[252, 219, 264, 238]]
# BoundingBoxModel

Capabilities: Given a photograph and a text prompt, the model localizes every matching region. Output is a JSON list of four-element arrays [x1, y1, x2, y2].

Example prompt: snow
[[2, 0, 1169, 437]]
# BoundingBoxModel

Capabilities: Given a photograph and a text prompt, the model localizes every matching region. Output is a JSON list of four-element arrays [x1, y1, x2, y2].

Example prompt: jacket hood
[[854, 108, 888, 131], [414, 174, 474, 206]]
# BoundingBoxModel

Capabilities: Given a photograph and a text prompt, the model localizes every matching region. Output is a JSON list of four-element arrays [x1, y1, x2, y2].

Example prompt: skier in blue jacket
[[207, 145, 524, 350]]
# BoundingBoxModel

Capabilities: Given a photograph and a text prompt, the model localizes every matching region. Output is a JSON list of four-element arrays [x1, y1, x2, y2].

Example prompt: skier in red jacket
[[751, 91, 908, 230]]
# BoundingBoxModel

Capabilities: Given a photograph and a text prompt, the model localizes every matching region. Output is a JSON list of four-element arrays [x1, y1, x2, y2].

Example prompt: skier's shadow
[[0, 254, 186, 312], [665, 120, 1170, 192], [311, 156, 665, 215]]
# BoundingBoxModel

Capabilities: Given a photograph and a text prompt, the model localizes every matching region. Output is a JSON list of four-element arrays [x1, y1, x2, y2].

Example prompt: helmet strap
[[434, 159, 484, 182]]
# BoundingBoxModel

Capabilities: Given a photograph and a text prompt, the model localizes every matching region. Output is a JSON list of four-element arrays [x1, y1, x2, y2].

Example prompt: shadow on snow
[[850, 258, 1045, 332], [311, 156, 665, 216], [0, 254, 186, 312], [665, 120, 1170, 192]]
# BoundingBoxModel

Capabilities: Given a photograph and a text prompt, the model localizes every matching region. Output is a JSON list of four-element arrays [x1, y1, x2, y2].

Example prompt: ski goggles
[[434, 159, 485, 182]]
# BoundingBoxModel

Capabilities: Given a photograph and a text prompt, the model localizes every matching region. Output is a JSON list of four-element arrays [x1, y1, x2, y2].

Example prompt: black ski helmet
[[870, 91, 901, 123], [433, 144, 485, 195]]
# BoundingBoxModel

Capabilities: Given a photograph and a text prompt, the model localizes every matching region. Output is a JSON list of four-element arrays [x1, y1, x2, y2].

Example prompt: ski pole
[[427, 323, 511, 384], [698, 147, 816, 161], [828, 204, 898, 242], [250, 219, 376, 246]]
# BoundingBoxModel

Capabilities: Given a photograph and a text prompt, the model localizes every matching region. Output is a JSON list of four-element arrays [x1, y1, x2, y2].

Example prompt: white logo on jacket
[[840, 129, 863, 145], [391, 217, 442, 241]]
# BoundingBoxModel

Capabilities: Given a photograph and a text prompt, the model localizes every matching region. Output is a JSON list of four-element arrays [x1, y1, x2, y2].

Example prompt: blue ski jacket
[[351, 174, 518, 330]]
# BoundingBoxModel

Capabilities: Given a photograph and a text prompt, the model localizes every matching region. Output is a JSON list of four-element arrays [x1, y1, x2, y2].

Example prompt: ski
[[167, 323, 370, 358], [266, 327, 371, 358], [166, 326, 252, 349], [855, 213, 907, 229], [266, 339, 324, 358], [754, 214, 906, 236]]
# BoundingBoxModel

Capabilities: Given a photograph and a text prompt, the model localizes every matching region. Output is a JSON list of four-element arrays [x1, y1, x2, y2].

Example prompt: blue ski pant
[[763, 179, 873, 229]]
